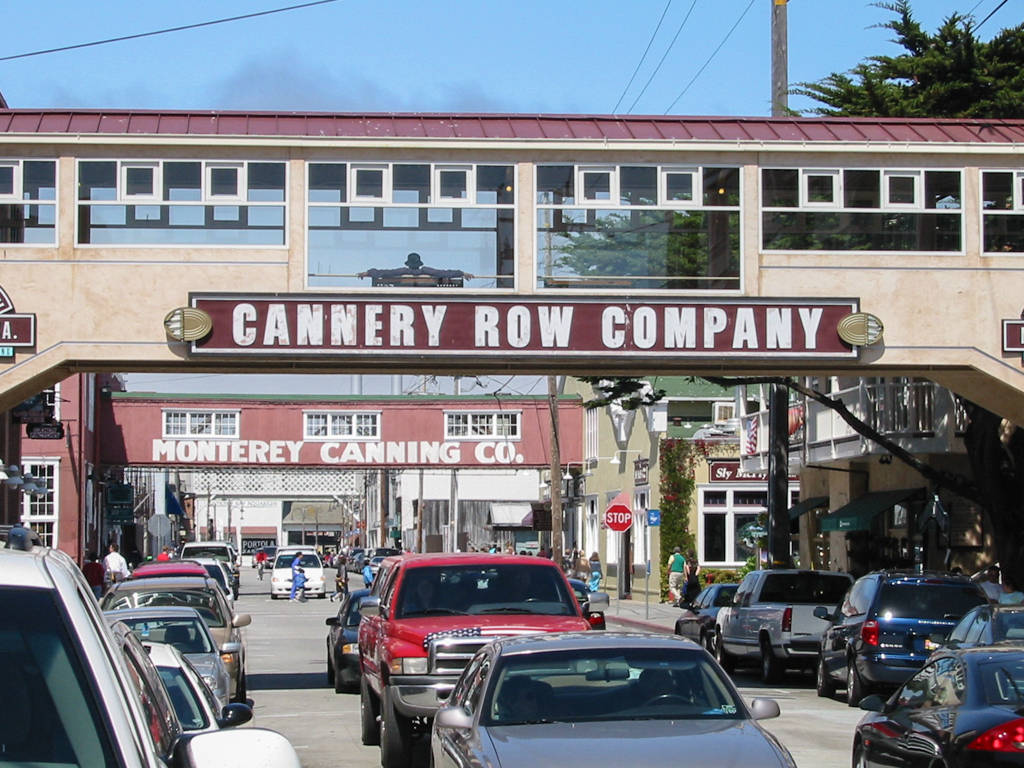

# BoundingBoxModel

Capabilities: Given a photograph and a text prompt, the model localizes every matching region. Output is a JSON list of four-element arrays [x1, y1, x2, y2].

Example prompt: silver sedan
[[432, 632, 796, 768]]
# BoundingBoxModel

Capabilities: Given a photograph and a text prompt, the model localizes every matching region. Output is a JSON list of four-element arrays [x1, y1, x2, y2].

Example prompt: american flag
[[743, 416, 758, 455]]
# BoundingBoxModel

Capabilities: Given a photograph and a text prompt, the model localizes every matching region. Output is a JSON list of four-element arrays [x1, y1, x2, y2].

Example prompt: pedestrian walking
[[362, 560, 374, 588], [289, 554, 304, 600], [682, 553, 701, 605], [588, 552, 602, 592], [666, 546, 686, 604], [81, 553, 105, 598], [102, 543, 130, 588], [291, 567, 308, 602]]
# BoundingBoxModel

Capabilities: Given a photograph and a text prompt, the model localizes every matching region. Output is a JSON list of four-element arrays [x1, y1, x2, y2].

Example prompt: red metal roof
[[1, 109, 1023, 144]]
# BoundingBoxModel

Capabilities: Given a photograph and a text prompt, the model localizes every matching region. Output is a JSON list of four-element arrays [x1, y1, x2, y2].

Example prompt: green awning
[[787, 496, 829, 521], [819, 488, 924, 532]]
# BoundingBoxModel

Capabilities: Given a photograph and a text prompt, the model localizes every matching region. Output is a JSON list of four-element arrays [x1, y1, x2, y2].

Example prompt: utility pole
[[771, 0, 788, 117], [547, 375, 563, 566]]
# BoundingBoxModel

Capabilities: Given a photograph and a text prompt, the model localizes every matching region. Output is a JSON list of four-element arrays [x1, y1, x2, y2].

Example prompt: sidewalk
[[603, 592, 679, 634]]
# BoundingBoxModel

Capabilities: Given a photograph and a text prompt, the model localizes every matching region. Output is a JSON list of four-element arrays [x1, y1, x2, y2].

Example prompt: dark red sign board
[[604, 503, 633, 532], [0, 314, 36, 347], [1003, 320, 1024, 353]]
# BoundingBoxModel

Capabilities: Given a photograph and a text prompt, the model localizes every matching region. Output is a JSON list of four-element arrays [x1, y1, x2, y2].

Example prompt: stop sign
[[604, 503, 633, 532]]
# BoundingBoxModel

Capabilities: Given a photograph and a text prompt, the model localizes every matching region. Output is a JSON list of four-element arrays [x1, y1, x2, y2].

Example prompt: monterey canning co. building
[[3, 110, 1024, 534]]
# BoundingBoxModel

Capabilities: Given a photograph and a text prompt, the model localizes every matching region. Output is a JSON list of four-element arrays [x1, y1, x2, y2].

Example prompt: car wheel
[[379, 688, 413, 768], [847, 659, 868, 707], [715, 630, 735, 674], [816, 654, 837, 698], [233, 671, 247, 703], [760, 638, 784, 684], [852, 740, 867, 768], [333, 655, 346, 694], [360, 676, 380, 746], [704, 630, 717, 655], [327, 651, 336, 687]]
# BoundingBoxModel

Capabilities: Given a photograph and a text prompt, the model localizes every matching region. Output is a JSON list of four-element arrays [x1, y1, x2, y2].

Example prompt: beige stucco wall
[[3, 135, 1024, 427]]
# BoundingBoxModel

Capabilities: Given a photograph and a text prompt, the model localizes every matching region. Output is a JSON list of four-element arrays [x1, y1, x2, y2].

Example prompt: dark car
[[325, 588, 372, 693], [944, 604, 1024, 650], [854, 645, 1024, 767], [815, 571, 987, 706], [674, 582, 738, 652], [568, 577, 606, 629], [346, 548, 366, 573]]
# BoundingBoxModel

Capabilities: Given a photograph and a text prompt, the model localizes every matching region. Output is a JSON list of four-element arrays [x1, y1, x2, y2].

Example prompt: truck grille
[[427, 634, 495, 675]]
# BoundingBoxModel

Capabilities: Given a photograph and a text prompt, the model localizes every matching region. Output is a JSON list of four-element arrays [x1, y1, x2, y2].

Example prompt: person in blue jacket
[[362, 560, 374, 588], [290, 567, 308, 602]]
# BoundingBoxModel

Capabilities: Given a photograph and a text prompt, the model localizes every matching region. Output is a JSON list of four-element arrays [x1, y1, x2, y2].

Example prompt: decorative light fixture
[[609, 449, 642, 466]]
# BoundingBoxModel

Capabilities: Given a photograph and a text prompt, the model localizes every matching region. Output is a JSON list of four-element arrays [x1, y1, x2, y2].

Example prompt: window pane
[[703, 491, 727, 506], [806, 174, 834, 204], [190, 413, 213, 435], [247, 163, 285, 202], [703, 514, 725, 561], [925, 171, 961, 209], [0, 166, 13, 196], [619, 166, 657, 205], [214, 413, 236, 436], [23, 161, 56, 201], [844, 170, 880, 208], [355, 169, 384, 198], [734, 513, 758, 561], [762, 169, 798, 207], [309, 163, 346, 202], [306, 413, 327, 436], [477, 165, 514, 204], [537, 166, 574, 204], [125, 167, 155, 197], [210, 167, 239, 197], [79, 161, 117, 201], [665, 172, 694, 203], [583, 171, 611, 201], [164, 162, 202, 201], [165, 412, 187, 435], [390, 164, 429, 203], [888, 176, 916, 205], [330, 413, 353, 436], [703, 167, 739, 206], [983, 172, 1013, 210], [439, 170, 468, 200]]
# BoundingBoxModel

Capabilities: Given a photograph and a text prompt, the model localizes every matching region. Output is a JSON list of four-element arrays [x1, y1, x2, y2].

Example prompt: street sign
[[647, 508, 661, 527], [26, 421, 65, 439], [604, 503, 633, 532]]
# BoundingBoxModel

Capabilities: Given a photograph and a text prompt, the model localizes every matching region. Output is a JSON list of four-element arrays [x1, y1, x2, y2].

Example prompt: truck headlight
[[202, 674, 218, 691], [389, 657, 428, 675]]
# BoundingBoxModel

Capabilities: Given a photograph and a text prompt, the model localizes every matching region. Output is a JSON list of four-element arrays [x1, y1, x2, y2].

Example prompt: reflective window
[[303, 411, 380, 440], [445, 411, 521, 440], [0, 159, 57, 244], [982, 170, 1024, 252], [162, 409, 240, 439]]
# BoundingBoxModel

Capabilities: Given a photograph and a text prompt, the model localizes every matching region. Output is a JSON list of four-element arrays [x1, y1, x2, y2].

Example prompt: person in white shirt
[[102, 543, 129, 587], [979, 565, 1003, 602]]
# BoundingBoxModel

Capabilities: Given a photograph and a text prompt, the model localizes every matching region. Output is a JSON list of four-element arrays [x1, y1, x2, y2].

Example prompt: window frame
[[161, 409, 240, 440], [884, 170, 921, 210], [576, 165, 616, 206], [350, 164, 390, 203], [302, 410, 381, 441], [204, 163, 244, 202], [0, 160, 22, 201], [800, 169, 840, 207], [660, 166, 699, 207], [444, 410, 522, 441], [121, 162, 161, 202], [434, 164, 474, 203]]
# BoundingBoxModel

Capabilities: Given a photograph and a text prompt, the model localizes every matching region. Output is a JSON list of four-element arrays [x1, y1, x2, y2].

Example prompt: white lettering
[[474, 442, 496, 464], [296, 304, 323, 346], [390, 305, 415, 346], [0, 321, 12, 341], [263, 304, 290, 346], [196, 442, 216, 462], [507, 306, 531, 348], [250, 441, 269, 463], [441, 442, 461, 463], [601, 307, 626, 348], [339, 443, 364, 462], [320, 443, 340, 463], [798, 307, 823, 350], [364, 305, 383, 346], [732, 307, 758, 349], [664, 307, 697, 349], [330, 305, 357, 346], [537, 305, 574, 348], [153, 440, 175, 461], [421, 305, 447, 347], [703, 308, 728, 348], [230, 442, 245, 462], [633, 307, 657, 349], [475, 306, 500, 347], [766, 308, 792, 349], [232, 304, 257, 346], [178, 442, 197, 462], [363, 442, 385, 463], [286, 441, 303, 462], [386, 442, 406, 463]]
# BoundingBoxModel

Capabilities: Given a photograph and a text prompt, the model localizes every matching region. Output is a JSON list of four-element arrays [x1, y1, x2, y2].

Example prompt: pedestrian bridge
[[2, 111, 1024, 422]]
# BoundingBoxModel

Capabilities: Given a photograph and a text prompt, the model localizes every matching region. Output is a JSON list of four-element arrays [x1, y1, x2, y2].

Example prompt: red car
[[131, 561, 208, 580]]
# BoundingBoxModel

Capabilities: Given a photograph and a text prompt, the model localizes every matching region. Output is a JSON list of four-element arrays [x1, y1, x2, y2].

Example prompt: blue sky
[[2, 1, 1010, 116], [8, 0, 1011, 395]]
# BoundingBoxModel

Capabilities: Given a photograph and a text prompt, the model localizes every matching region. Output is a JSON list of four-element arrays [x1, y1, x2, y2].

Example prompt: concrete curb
[[606, 614, 674, 634]]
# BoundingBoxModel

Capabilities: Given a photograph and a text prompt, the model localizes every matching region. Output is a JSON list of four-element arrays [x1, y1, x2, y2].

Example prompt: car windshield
[[875, 582, 986, 621], [979, 658, 1024, 707], [118, 617, 215, 654], [0, 587, 117, 765], [102, 589, 227, 628], [156, 664, 210, 731], [183, 545, 231, 561], [483, 647, 743, 726], [757, 573, 851, 604], [396, 564, 577, 618], [993, 612, 1024, 642], [202, 565, 229, 593], [275, 553, 321, 569]]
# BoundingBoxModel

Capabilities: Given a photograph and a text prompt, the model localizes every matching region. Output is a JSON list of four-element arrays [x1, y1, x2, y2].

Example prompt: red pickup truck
[[357, 551, 609, 768]]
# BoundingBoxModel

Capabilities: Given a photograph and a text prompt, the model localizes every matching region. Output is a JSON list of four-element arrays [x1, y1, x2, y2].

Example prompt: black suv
[[815, 571, 987, 706]]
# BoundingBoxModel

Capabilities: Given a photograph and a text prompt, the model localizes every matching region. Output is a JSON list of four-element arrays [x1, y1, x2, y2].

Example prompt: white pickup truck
[[715, 568, 853, 683]]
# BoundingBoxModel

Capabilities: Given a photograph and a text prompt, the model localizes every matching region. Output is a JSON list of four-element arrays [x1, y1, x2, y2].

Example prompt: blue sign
[[0, 346, 12, 357], [647, 508, 661, 527]]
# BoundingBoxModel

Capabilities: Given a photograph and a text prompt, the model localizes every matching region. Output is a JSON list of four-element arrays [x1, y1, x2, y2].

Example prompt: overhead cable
[[611, 0, 674, 114], [626, 0, 699, 114]]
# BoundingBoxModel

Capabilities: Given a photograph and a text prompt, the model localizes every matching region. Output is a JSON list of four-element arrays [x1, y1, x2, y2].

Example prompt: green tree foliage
[[658, 439, 697, 601], [794, 1, 1024, 118]]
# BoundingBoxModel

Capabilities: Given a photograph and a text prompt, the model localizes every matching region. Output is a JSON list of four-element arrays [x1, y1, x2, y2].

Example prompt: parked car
[[270, 550, 326, 599], [346, 547, 366, 573], [432, 631, 795, 768], [103, 605, 234, 708], [715, 569, 853, 682], [368, 555, 387, 579], [325, 588, 372, 693], [853, 644, 1024, 767], [815, 570, 988, 706], [100, 575, 252, 702], [145, 641, 253, 733], [180, 541, 240, 598], [190, 557, 237, 604], [132, 560, 209, 580], [675, 582, 738, 652], [567, 577, 606, 629], [943, 603, 1024, 650], [0, 537, 299, 767]]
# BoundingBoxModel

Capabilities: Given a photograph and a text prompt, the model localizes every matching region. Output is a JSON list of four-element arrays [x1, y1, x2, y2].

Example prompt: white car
[[0, 530, 301, 767], [145, 641, 253, 733], [270, 550, 326, 599]]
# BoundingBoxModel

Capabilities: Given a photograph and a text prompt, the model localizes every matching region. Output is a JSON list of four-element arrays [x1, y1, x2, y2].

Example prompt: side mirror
[[232, 613, 252, 629], [858, 694, 886, 712], [586, 591, 610, 612], [358, 595, 382, 619], [220, 641, 242, 655], [173, 727, 301, 768], [217, 702, 254, 729], [434, 705, 473, 730], [748, 697, 780, 721], [325, 616, 339, 626], [812, 606, 833, 621]]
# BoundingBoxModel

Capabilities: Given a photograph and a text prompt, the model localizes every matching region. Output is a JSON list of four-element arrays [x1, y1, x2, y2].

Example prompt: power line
[[663, 0, 757, 114], [0, 0, 342, 63], [976, 0, 1009, 31], [611, 0, 674, 114], [626, 0, 699, 114]]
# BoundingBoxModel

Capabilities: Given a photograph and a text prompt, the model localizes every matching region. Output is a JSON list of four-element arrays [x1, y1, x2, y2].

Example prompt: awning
[[489, 502, 533, 528], [787, 496, 829, 521], [819, 488, 924, 532]]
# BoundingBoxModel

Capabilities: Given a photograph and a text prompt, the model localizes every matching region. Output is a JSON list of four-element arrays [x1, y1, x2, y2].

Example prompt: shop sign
[[708, 460, 797, 483], [1003, 319, 1024, 354], [0, 285, 36, 356], [26, 422, 65, 440], [188, 295, 858, 360], [633, 458, 649, 485]]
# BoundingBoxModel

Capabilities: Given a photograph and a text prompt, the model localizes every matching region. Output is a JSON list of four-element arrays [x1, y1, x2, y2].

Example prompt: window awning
[[819, 488, 924, 532], [489, 502, 533, 528], [787, 496, 829, 521]]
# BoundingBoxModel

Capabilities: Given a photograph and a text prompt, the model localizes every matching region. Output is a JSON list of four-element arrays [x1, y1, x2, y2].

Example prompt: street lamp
[[608, 449, 642, 465]]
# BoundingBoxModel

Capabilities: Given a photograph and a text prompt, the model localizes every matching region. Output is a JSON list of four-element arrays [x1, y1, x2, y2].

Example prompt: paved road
[[236, 569, 864, 768]]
